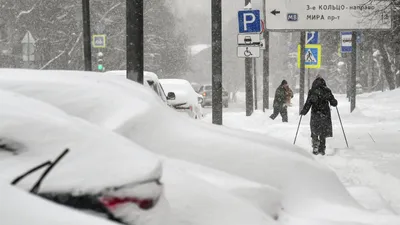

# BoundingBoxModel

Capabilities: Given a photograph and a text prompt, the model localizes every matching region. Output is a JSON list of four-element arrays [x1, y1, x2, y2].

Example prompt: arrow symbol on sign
[[271, 9, 280, 16]]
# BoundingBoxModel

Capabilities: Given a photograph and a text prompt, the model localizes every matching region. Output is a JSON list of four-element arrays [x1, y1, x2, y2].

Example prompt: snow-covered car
[[0, 88, 166, 225], [198, 84, 229, 108], [159, 78, 204, 119], [2, 69, 400, 224], [0, 181, 120, 225]]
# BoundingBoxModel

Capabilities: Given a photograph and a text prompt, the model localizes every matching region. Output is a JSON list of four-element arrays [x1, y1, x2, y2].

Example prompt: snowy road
[[204, 91, 400, 214]]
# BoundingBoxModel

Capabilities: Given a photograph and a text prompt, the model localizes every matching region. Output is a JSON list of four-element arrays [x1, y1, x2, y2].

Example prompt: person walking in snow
[[270, 80, 293, 122], [300, 76, 338, 155]]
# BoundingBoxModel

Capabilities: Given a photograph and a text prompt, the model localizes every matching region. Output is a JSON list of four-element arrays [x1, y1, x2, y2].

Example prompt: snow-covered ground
[[204, 90, 400, 215]]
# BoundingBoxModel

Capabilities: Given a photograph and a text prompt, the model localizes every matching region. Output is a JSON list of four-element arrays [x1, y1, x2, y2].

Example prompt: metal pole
[[350, 31, 357, 112], [262, 0, 269, 111], [212, 0, 223, 125], [299, 31, 306, 113], [82, 0, 92, 71], [126, 0, 144, 84], [254, 58, 258, 110], [245, 0, 253, 116]]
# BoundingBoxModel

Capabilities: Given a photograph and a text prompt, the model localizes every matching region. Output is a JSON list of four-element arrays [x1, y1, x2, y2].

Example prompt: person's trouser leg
[[280, 106, 288, 122], [270, 107, 280, 120], [311, 134, 319, 154], [319, 136, 326, 155]]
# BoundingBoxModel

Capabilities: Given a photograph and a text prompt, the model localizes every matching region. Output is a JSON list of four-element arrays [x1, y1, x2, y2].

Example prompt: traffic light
[[97, 52, 104, 72]]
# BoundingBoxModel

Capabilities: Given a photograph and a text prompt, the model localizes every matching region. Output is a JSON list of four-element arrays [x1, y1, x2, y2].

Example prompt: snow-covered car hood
[[0, 88, 161, 194]]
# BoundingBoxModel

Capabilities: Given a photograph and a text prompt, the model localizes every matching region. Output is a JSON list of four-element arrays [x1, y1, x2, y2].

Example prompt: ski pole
[[336, 107, 349, 148], [293, 115, 303, 145]]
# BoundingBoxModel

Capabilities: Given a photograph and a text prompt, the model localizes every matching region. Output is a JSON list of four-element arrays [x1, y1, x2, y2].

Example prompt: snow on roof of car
[[105, 70, 159, 81], [0, 87, 161, 193]]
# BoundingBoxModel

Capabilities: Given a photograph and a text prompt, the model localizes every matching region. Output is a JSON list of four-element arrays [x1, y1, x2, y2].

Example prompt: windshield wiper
[[10, 148, 70, 194], [30, 149, 69, 193], [11, 161, 52, 185]]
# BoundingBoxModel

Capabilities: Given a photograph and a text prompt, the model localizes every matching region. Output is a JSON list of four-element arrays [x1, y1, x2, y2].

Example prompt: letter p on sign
[[238, 10, 261, 33]]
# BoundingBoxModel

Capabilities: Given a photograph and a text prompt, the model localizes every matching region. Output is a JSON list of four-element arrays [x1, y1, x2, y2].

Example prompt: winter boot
[[319, 138, 326, 155], [311, 137, 320, 155]]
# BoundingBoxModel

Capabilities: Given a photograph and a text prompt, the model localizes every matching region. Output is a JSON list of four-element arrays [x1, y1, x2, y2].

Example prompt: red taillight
[[100, 197, 155, 210], [189, 105, 193, 111], [202, 92, 206, 97]]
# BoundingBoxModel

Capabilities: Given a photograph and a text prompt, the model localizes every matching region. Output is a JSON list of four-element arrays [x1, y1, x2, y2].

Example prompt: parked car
[[0, 88, 166, 225], [197, 84, 229, 108], [159, 79, 204, 119]]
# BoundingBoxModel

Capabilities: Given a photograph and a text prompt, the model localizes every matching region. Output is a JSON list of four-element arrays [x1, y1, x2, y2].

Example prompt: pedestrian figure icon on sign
[[244, 47, 253, 57], [306, 50, 316, 63]]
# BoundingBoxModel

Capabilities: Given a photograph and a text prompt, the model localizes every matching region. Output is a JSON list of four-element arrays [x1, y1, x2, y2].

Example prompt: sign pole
[[82, 0, 92, 71], [350, 31, 357, 112], [299, 31, 306, 113], [212, 0, 223, 125], [262, 0, 269, 111], [254, 58, 258, 110], [126, 0, 144, 84], [244, 0, 253, 116]]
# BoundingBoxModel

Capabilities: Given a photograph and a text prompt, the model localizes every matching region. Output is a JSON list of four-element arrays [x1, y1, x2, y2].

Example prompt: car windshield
[[204, 86, 212, 91]]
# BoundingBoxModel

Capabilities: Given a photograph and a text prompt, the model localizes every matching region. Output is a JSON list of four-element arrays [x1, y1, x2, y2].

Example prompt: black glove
[[300, 109, 307, 116]]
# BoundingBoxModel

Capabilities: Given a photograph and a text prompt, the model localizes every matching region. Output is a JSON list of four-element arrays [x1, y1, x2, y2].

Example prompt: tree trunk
[[377, 41, 396, 90]]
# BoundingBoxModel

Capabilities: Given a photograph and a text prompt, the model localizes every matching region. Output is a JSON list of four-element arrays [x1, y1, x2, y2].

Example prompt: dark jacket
[[273, 85, 292, 108], [301, 77, 338, 137]]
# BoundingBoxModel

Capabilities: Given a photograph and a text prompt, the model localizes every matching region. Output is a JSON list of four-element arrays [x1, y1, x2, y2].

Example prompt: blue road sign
[[287, 13, 298, 22], [341, 31, 352, 53], [238, 10, 261, 33], [92, 34, 106, 48], [306, 31, 319, 44], [297, 44, 321, 69]]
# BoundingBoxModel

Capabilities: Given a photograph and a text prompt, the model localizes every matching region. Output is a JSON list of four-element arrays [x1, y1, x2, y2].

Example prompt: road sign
[[297, 44, 321, 69], [237, 46, 260, 58], [92, 34, 106, 48], [341, 31, 352, 53], [238, 10, 261, 33], [237, 34, 261, 45], [265, 0, 392, 31], [306, 31, 319, 44], [21, 31, 36, 62]]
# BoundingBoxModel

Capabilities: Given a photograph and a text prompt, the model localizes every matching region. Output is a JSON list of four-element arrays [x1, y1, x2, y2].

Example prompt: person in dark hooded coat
[[270, 80, 293, 122], [300, 76, 338, 155]]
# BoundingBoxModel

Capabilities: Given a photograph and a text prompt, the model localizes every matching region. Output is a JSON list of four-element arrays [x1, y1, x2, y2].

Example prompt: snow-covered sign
[[265, 0, 392, 30]]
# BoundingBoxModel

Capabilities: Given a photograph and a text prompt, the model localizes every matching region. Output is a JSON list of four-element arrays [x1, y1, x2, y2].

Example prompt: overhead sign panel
[[265, 0, 392, 31]]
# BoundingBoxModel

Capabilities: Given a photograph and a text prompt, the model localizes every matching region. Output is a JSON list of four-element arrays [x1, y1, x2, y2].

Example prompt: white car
[[159, 79, 204, 119], [0, 88, 166, 225]]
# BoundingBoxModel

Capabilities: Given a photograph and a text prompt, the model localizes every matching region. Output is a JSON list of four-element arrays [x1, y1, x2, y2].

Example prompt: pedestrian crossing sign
[[297, 44, 321, 69]]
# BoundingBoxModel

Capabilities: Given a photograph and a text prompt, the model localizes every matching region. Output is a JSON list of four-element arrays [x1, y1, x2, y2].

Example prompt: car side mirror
[[167, 92, 176, 100], [198, 97, 203, 104], [147, 80, 155, 86]]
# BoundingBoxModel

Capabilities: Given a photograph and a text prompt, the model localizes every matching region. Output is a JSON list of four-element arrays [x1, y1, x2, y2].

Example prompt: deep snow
[[204, 89, 400, 218], [0, 69, 398, 224]]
